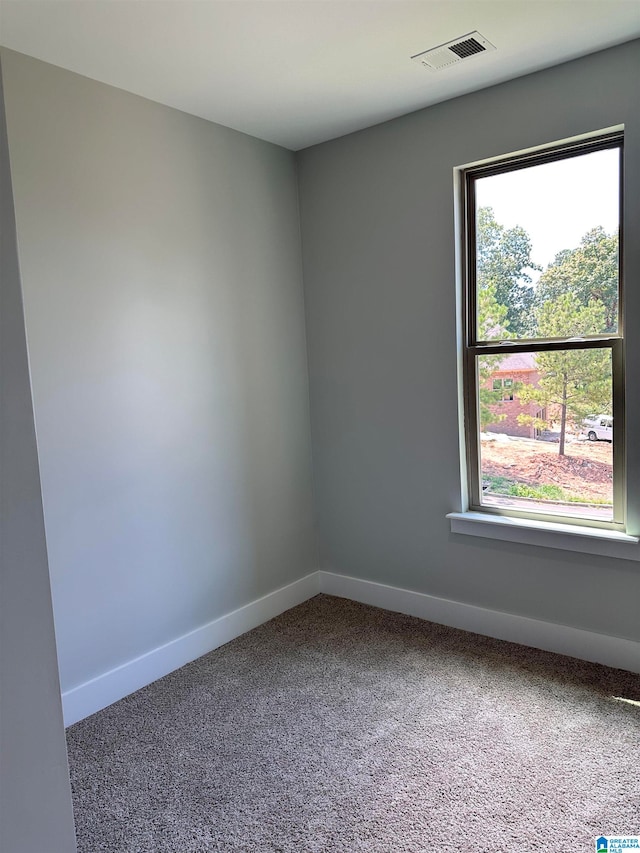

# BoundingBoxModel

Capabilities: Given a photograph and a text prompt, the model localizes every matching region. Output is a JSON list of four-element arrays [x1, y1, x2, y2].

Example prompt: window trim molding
[[457, 129, 626, 535], [447, 511, 639, 561]]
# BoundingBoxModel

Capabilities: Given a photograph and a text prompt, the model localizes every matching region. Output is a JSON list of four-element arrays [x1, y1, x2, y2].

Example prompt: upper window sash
[[464, 133, 623, 349]]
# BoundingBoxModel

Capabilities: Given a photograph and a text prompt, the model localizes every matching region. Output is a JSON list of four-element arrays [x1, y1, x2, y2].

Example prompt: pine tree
[[517, 294, 611, 455]]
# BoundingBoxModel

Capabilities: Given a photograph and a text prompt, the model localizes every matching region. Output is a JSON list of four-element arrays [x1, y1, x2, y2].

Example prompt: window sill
[[447, 511, 639, 560]]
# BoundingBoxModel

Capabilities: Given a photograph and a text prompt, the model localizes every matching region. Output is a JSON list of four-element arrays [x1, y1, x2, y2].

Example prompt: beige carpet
[[66, 594, 640, 852]]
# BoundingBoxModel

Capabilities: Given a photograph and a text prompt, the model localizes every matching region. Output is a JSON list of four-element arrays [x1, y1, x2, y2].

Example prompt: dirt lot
[[481, 435, 613, 502]]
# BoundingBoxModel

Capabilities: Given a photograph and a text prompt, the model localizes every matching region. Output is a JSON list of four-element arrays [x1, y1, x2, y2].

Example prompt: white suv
[[583, 415, 613, 442]]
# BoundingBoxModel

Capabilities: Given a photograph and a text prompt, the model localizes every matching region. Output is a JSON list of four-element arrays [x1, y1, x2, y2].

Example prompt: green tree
[[534, 227, 619, 333], [477, 285, 510, 429], [517, 294, 611, 455], [477, 206, 540, 337]]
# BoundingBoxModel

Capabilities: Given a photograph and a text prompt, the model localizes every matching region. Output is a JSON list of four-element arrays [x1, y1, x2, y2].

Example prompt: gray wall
[[298, 41, 640, 641], [1, 49, 317, 695], [0, 59, 77, 853]]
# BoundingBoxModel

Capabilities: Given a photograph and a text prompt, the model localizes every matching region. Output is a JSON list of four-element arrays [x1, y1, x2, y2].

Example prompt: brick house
[[485, 352, 546, 439]]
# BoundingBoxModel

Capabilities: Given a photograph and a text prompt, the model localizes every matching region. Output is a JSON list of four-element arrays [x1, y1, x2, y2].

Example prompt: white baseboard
[[319, 570, 640, 674], [64, 568, 639, 726], [62, 571, 321, 726]]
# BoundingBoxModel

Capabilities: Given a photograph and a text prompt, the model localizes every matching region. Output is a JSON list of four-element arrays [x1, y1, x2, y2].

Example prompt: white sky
[[475, 147, 620, 283]]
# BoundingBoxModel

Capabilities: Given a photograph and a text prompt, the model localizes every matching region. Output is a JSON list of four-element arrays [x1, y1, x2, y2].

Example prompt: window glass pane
[[477, 349, 613, 520], [475, 147, 619, 340]]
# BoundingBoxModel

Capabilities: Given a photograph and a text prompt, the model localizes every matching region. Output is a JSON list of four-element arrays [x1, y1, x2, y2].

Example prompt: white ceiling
[[1, 0, 639, 150]]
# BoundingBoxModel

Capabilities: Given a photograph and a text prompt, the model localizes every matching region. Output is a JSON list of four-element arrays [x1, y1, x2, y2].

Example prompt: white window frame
[[448, 129, 640, 556]]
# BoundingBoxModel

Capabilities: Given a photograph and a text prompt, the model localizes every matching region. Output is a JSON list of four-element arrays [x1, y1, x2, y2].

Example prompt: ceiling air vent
[[412, 31, 496, 71]]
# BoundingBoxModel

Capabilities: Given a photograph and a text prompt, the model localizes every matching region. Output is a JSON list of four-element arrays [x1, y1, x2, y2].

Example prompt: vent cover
[[412, 31, 496, 71]]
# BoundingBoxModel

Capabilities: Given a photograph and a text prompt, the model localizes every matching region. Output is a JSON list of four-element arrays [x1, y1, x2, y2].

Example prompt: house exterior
[[484, 352, 545, 439]]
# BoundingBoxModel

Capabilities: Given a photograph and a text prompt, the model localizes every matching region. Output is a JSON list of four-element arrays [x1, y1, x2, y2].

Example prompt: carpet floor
[[66, 594, 640, 852]]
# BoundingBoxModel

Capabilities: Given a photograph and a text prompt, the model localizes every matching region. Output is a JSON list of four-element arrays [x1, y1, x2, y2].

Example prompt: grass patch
[[482, 475, 611, 505], [508, 482, 565, 500], [564, 494, 612, 505], [483, 474, 512, 492]]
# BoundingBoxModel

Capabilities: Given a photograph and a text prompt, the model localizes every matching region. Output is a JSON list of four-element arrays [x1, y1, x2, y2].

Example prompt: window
[[462, 132, 624, 530], [491, 378, 514, 402]]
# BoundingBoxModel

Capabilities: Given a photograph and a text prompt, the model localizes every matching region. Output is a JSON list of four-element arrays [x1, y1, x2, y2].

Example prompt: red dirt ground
[[481, 436, 613, 502]]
